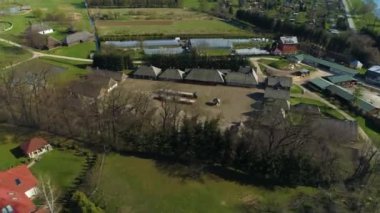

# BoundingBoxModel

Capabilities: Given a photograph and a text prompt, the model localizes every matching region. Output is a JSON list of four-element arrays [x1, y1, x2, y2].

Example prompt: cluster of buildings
[[27, 23, 94, 50], [1, 137, 52, 213], [133, 66, 259, 87], [309, 77, 380, 119]]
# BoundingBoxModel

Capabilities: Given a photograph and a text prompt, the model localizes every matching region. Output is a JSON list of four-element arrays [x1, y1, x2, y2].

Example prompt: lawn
[[0, 0, 91, 43], [94, 154, 317, 212], [92, 8, 250, 37], [290, 84, 303, 94], [0, 42, 32, 68], [259, 58, 292, 70], [354, 115, 380, 146], [197, 48, 231, 56], [290, 97, 346, 120], [31, 150, 86, 191], [48, 42, 96, 59]]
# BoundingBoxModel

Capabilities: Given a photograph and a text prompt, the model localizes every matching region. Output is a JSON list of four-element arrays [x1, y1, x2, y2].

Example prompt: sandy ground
[[120, 78, 263, 127]]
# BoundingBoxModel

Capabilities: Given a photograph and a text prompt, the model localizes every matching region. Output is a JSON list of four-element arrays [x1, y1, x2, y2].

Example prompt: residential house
[[20, 137, 52, 159], [134, 66, 162, 79], [278, 36, 298, 54], [70, 70, 126, 100], [0, 165, 39, 213], [326, 75, 357, 87], [225, 66, 259, 87], [158, 69, 185, 81], [184, 69, 225, 84], [63, 31, 94, 46], [366, 65, 380, 86], [27, 23, 59, 50]]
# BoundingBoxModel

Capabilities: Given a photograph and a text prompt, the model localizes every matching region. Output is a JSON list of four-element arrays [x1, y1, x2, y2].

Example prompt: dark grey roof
[[185, 69, 225, 84], [326, 75, 356, 84], [134, 66, 162, 78], [158, 69, 185, 80], [264, 87, 290, 100], [309, 77, 334, 90], [225, 71, 258, 86], [65, 31, 93, 44], [267, 76, 292, 88], [299, 54, 358, 76], [326, 85, 354, 101], [356, 99, 377, 113]]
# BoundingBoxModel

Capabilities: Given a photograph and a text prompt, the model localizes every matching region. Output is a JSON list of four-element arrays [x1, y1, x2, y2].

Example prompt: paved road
[[342, 0, 357, 31]]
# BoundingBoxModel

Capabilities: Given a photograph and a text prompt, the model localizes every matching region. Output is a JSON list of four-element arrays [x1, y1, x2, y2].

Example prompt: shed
[[326, 85, 354, 101], [134, 66, 162, 79], [63, 31, 94, 46], [308, 77, 334, 91], [185, 69, 225, 84], [159, 69, 185, 81], [350, 60, 363, 69], [326, 75, 357, 85]]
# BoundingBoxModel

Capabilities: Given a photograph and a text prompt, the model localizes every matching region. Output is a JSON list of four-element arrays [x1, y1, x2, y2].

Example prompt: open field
[[0, 42, 32, 68], [0, 0, 91, 43], [120, 78, 261, 127], [91, 8, 251, 37], [94, 154, 317, 212]]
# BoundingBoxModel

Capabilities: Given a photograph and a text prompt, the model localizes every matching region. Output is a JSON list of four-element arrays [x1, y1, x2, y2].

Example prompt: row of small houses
[[133, 65, 259, 87], [309, 77, 380, 120]]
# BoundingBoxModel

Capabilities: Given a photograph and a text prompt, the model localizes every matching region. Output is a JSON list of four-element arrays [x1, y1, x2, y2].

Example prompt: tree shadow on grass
[[10, 147, 25, 159], [154, 160, 205, 183]]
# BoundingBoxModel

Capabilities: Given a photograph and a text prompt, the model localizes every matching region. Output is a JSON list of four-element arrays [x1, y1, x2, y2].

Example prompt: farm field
[[93, 154, 317, 212], [120, 78, 262, 127], [0, 0, 91, 43], [91, 8, 251, 37], [0, 42, 32, 68]]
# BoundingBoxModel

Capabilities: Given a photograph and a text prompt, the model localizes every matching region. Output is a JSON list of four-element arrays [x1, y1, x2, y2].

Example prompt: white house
[[20, 137, 52, 159]]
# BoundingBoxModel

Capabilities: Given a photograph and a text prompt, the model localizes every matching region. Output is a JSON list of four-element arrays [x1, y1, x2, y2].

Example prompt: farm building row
[[308, 77, 380, 117], [133, 66, 259, 87]]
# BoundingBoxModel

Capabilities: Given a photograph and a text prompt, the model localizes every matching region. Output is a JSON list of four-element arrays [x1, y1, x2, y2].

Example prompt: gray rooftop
[[264, 87, 290, 100], [225, 69, 258, 87], [65, 31, 93, 44], [267, 76, 293, 88], [309, 77, 334, 90], [326, 75, 356, 84], [185, 69, 225, 84], [158, 69, 185, 80], [134, 66, 162, 78], [280, 36, 298, 44]]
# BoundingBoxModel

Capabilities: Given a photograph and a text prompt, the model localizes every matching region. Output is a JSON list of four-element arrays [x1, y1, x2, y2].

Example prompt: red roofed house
[[0, 165, 39, 213], [20, 137, 52, 159], [278, 36, 299, 54]]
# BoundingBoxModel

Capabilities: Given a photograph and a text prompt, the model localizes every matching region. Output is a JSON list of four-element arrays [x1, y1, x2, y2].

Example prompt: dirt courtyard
[[120, 78, 263, 127]]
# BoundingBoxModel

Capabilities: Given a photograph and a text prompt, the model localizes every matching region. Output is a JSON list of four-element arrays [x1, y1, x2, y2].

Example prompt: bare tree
[[39, 176, 60, 213]]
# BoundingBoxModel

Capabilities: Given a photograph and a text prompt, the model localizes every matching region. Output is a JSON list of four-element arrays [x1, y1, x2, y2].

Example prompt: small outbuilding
[[20, 137, 52, 159], [134, 66, 162, 79], [158, 69, 185, 81], [350, 60, 363, 69], [63, 31, 94, 46], [326, 75, 357, 87]]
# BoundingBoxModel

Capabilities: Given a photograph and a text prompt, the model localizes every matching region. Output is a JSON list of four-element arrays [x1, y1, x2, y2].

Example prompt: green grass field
[[290, 85, 304, 94], [31, 150, 86, 190], [0, 42, 32, 68], [94, 154, 316, 212], [48, 42, 96, 58], [354, 116, 380, 146]]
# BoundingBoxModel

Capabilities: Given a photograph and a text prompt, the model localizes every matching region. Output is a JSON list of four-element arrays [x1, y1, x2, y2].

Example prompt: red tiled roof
[[0, 165, 38, 213], [20, 137, 49, 154]]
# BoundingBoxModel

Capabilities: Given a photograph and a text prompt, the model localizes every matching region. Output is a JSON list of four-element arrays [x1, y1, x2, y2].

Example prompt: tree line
[[93, 52, 133, 71], [236, 10, 380, 66], [1, 67, 375, 188], [87, 0, 181, 7], [144, 51, 250, 71]]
